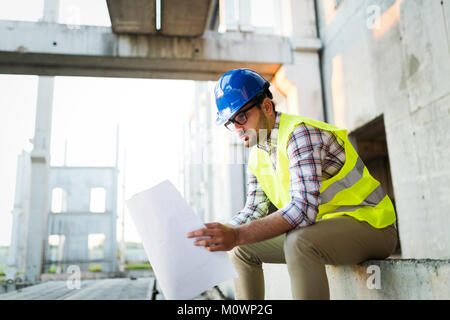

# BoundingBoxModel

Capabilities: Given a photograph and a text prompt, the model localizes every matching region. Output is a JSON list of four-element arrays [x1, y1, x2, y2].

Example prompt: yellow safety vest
[[248, 113, 396, 229]]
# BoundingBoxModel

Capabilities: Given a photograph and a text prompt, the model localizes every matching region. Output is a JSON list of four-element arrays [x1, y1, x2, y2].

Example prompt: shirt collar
[[257, 111, 281, 153]]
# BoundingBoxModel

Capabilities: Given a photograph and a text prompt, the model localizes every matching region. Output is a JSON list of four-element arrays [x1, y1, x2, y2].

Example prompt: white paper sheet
[[126, 180, 237, 300]]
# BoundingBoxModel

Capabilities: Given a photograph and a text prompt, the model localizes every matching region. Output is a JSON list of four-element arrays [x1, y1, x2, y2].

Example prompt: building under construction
[[1, 0, 449, 299]]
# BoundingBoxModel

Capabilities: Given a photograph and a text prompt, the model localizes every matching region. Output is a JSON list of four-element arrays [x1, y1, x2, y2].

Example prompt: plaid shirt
[[230, 112, 346, 229]]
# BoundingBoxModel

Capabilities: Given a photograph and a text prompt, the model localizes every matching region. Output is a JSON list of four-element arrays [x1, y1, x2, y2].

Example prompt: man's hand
[[187, 223, 239, 252], [188, 213, 291, 252]]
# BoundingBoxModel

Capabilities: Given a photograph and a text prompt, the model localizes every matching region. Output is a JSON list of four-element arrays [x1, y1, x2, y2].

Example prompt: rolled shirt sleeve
[[229, 168, 270, 226]]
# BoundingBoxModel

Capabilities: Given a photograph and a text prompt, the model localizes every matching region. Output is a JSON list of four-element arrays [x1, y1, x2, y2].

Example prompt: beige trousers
[[229, 215, 398, 300]]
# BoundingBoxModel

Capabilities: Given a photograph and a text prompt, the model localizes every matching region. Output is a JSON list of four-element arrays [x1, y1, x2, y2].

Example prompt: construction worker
[[187, 68, 398, 300]]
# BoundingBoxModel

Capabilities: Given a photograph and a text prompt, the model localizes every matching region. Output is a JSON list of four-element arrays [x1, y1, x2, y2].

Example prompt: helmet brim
[[215, 107, 239, 125]]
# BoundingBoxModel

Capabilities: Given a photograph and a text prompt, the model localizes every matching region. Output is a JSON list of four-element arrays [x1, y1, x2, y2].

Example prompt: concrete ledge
[[263, 259, 450, 300], [326, 259, 450, 300]]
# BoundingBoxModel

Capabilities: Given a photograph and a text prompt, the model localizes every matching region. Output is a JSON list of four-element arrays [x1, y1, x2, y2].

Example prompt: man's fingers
[[187, 228, 220, 238], [187, 222, 224, 238], [194, 238, 218, 247], [187, 224, 225, 238], [187, 222, 236, 252]]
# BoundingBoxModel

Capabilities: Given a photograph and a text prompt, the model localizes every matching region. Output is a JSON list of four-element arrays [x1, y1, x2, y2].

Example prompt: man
[[187, 68, 398, 300]]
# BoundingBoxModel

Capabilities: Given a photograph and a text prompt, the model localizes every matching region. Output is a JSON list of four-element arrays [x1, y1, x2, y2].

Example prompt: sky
[[0, 0, 276, 246], [0, 0, 195, 245], [0, 74, 196, 246]]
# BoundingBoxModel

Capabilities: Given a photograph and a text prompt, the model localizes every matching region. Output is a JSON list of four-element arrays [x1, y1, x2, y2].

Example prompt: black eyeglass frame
[[224, 101, 260, 131]]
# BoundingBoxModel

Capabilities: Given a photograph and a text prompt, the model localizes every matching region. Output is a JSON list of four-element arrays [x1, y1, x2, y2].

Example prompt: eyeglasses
[[224, 102, 259, 131]]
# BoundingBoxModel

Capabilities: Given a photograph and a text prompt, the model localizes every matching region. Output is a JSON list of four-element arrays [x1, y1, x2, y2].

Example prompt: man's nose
[[234, 122, 245, 131]]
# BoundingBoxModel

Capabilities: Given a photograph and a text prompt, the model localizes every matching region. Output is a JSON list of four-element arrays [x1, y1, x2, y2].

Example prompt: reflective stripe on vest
[[248, 113, 396, 229]]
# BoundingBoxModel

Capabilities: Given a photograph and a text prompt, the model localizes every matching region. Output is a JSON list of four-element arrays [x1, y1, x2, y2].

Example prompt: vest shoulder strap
[[277, 113, 348, 156]]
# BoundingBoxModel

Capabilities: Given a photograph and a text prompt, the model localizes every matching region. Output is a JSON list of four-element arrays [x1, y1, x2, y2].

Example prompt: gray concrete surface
[[316, 0, 450, 260], [107, 0, 215, 36], [0, 20, 292, 80], [326, 259, 450, 300], [0, 277, 160, 300], [263, 258, 450, 300], [0, 274, 224, 300]]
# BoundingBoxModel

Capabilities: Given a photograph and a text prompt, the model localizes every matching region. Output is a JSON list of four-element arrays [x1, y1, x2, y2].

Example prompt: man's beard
[[238, 111, 269, 148], [238, 129, 257, 148]]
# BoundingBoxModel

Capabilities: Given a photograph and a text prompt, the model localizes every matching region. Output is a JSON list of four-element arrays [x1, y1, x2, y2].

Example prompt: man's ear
[[261, 97, 273, 116]]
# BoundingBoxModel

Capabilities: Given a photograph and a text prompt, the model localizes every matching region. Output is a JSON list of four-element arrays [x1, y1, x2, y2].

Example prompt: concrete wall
[[316, 0, 450, 260], [45, 167, 118, 272]]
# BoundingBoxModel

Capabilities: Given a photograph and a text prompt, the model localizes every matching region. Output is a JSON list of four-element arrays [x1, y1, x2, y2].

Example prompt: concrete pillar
[[24, 76, 55, 282], [23, 0, 59, 283], [6, 151, 31, 282], [238, 0, 252, 32], [219, 0, 239, 32], [110, 125, 119, 273], [219, 0, 253, 32], [273, 0, 324, 121], [42, 0, 60, 23]]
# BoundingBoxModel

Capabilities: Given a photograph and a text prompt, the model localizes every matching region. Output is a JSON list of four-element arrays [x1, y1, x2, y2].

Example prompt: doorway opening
[[349, 115, 401, 256]]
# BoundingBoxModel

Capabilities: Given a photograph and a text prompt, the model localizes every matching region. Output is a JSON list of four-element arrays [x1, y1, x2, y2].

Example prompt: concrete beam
[[106, 0, 214, 36], [0, 20, 294, 80], [106, 0, 157, 34]]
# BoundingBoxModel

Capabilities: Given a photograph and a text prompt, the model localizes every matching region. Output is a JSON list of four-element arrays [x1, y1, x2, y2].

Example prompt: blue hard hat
[[214, 69, 270, 125]]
